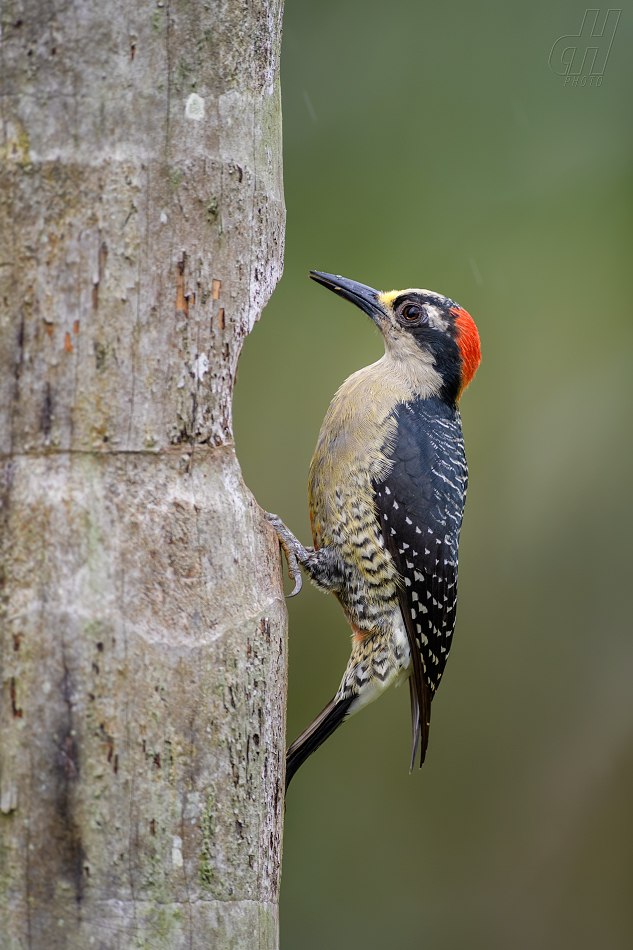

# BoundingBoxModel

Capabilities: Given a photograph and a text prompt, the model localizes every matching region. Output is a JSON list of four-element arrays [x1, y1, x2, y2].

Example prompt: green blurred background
[[234, 2, 633, 947]]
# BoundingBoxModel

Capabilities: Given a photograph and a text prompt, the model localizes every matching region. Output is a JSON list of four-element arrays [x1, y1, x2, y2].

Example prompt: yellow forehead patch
[[378, 289, 422, 310]]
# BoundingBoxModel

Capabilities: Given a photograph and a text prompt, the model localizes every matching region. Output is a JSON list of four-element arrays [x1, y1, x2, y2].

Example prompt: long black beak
[[310, 271, 384, 322]]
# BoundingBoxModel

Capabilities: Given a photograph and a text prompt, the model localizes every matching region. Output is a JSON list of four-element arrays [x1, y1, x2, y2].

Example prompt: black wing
[[374, 396, 468, 769]]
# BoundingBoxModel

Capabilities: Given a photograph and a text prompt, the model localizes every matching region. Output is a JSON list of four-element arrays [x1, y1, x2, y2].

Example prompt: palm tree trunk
[[0, 1, 286, 947]]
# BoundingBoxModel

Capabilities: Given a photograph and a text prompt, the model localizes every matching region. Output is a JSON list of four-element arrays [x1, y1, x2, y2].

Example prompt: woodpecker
[[266, 271, 481, 790]]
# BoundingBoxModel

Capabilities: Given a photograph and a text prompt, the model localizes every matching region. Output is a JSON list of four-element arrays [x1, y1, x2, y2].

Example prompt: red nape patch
[[450, 306, 481, 394]]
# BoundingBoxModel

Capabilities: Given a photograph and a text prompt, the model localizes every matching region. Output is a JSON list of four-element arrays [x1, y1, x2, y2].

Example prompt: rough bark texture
[[0, 1, 286, 947]]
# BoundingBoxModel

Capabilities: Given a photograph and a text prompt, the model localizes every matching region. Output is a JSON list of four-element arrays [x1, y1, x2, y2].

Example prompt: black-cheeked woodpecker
[[266, 271, 481, 790]]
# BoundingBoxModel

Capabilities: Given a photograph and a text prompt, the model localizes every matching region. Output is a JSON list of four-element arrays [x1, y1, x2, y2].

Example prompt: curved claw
[[285, 551, 303, 598], [264, 510, 304, 598]]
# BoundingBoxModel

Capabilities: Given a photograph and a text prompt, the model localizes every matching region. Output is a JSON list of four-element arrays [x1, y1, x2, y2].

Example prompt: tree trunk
[[0, 2, 286, 947]]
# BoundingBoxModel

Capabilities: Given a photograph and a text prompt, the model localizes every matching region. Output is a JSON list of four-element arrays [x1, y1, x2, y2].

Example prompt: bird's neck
[[333, 350, 444, 410]]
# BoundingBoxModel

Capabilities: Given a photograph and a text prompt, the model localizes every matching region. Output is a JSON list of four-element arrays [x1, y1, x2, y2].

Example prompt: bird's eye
[[398, 304, 428, 326]]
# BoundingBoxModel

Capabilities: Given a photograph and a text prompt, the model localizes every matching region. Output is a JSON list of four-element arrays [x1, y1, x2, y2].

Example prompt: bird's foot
[[264, 512, 308, 598]]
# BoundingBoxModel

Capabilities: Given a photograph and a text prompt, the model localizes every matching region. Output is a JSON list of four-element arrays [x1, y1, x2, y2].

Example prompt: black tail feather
[[379, 505, 433, 772], [285, 694, 355, 791], [408, 676, 421, 773]]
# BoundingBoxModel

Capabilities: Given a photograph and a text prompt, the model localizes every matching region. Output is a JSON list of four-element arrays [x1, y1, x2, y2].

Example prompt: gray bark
[[0, 1, 286, 947]]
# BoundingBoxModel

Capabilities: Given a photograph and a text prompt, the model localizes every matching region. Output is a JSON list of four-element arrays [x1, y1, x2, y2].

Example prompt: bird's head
[[310, 271, 481, 405]]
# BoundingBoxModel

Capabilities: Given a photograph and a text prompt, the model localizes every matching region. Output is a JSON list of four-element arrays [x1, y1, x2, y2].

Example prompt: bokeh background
[[234, 2, 633, 947]]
